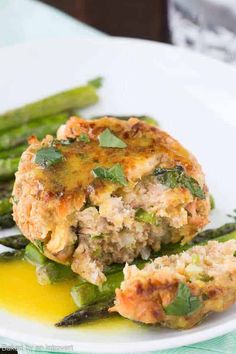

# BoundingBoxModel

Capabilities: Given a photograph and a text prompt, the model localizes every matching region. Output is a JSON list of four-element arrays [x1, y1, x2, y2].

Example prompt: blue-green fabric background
[[0, 0, 233, 353]]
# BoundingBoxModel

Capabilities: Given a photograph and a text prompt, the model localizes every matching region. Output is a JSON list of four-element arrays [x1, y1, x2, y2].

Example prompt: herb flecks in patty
[[92, 163, 128, 186], [98, 128, 127, 148], [35, 147, 64, 168], [78, 134, 90, 143], [164, 282, 202, 316], [135, 208, 158, 225], [154, 166, 205, 199]]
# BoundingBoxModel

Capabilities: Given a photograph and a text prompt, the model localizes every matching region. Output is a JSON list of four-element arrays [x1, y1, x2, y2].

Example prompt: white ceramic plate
[[0, 37, 236, 353]]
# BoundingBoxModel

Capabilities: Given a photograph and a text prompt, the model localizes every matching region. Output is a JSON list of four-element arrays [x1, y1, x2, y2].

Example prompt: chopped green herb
[[164, 282, 202, 316], [92, 163, 128, 186], [92, 246, 102, 258], [35, 147, 63, 168], [88, 77, 103, 88], [79, 133, 90, 143], [98, 128, 127, 148], [192, 254, 200, 265], [198, 273, 214, 282], [135, 208, 158, 225], [154, 166, 205, 199], [90, 234, 103, 239]]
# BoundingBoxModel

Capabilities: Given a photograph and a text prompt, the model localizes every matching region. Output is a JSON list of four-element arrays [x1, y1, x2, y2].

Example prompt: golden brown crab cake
[[12, 117, 210, 285], [110, 240, 236, 329]]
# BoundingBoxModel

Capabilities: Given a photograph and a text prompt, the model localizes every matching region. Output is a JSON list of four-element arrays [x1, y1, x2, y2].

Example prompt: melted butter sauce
[[0, 260, 137, 331], [0, 260, 77, 323]]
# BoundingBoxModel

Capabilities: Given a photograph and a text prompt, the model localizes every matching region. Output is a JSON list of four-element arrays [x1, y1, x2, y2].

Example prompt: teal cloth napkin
[[0, 0, 233, 353]]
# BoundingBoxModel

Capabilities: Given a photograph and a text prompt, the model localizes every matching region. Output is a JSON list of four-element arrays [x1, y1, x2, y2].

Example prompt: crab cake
[[111, 240, 236, 329], [12, 116, 210, 285]]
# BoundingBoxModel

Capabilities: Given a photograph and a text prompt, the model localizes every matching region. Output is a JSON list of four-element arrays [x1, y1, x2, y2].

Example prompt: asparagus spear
[[0, 197, 12, 215], [0, 234, 29, 250], [36, 262, 75, 285], [0, 145, 27, 159], [0, 182, 14, 227], [0, 180, 14, 198], [70, 230, 236, 309], [24, 243, 47, 265], [0, 112, 69, 151], [191, 222, 236, 244], [0, 214, 14, 229], [92, 115, 158, 126], [71, 272, 124, 308], [55, 300, 115, 327], [0, 249, 24, 262], [0, 157, 19, 181], [0, 81, 99, 132], [24, 243, 75, 284]]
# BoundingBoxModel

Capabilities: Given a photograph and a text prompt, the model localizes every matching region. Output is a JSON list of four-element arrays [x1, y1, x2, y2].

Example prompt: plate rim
[[0, 312, 236, 353]]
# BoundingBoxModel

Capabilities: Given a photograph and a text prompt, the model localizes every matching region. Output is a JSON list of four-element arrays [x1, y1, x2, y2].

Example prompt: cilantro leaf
[[79, 133, 90, 143], [165, 282, 202, 316], [154, 166, 205, 199], [92, 163, 128, 186], [98, 128, 127, 148], [35, 147, 63, 168], [135, 208, 158, 225]]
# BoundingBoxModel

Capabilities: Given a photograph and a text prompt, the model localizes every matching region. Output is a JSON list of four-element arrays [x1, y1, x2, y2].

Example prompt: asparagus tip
[[88, 77, 103, 89]]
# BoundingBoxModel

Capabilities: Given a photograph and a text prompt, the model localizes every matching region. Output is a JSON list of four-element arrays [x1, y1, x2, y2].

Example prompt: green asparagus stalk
[[0, 157, 19, 181], [0, 182, 14, 229], [0, 145, 27, 159], [55, 300, 115, 327], [36, 262, 75, 285], [0, 197, 12, 215], [0, 81, 100, 132], [0, 234, 29, 250], [24, 243, 47, 265], [0, 214, 14, 229], [191, 222, 236, 244], [24, 243, 75, 284], [0, 112, 69, 151], [0, 249, 24, 262], [92, 115, 158, 126], [0, 180, 14, 198], [71, 272, 126, 308]]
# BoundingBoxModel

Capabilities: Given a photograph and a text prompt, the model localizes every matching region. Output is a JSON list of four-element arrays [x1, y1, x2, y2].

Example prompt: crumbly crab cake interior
[[111, 240, 236, 329], [12, 117, 210, 285]]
